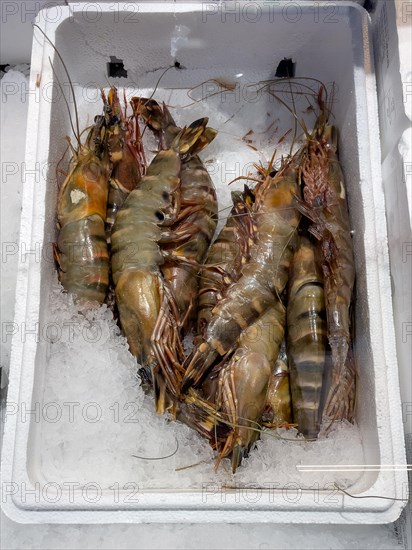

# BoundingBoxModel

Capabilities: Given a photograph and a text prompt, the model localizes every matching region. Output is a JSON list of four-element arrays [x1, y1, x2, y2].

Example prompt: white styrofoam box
[[371, 0, 412, 439], [0, 0, 367, 64], [370, 2, 412, 545], [1, 1, 408, 524]]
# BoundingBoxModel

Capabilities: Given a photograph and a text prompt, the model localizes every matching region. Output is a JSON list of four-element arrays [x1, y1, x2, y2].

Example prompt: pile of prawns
[[54, 68, 356, 473]]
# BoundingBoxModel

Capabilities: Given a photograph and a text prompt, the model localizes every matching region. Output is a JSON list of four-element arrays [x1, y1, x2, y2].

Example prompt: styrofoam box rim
[[1, 1, 408, 524]]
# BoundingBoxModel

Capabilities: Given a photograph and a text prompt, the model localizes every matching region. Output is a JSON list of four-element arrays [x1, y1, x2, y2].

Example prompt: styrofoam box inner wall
[[3, 2, 407, 523]]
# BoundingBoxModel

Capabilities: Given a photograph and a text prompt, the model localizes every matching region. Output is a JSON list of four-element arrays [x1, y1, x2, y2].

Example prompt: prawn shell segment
[[57, 151, 109, 228], [57, 215, 109, 302], [182, 161, 301, 392], [56, 116, 111, 304], [287, 236, 327, 439], [115, 269, 161, 363], [263, 357, 293, 427]]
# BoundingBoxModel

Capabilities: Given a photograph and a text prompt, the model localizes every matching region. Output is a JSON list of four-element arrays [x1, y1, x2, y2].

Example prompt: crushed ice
[[35, 83, 367, 490], [39, 281, 365, 490]]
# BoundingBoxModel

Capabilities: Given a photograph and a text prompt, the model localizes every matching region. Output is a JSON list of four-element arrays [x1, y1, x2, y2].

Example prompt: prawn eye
[[162, 191, 170, 201], [155, 210, 164, 221]]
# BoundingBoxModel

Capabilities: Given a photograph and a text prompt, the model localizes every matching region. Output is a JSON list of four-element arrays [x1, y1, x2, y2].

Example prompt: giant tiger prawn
[[45, 31, 356, 474]]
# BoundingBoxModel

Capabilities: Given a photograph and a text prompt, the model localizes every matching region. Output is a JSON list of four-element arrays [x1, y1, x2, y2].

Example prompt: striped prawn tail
[[287, 236, 328, 439]]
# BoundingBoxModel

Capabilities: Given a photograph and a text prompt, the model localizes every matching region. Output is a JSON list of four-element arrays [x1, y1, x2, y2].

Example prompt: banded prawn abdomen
[[287, 235, 327, 439], [56, 116, 111, 304], [182, 160, 301, 391]]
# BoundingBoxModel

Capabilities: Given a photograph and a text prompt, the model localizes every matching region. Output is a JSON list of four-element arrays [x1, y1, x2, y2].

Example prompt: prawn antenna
[[145, 65, 176, 103], [48, 57, 81, 148], [33, 24, 81, 145], [136, 65, 176, 140], [287, 78, 299, 157], [104, 74, 115, 89], [132, 437, 179, 460], [268, 90, 310, 141]]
